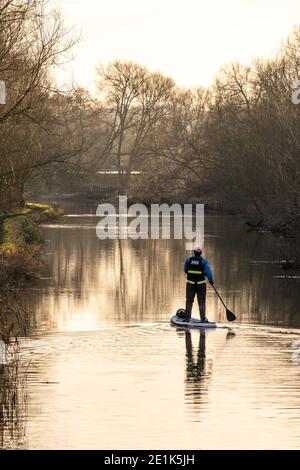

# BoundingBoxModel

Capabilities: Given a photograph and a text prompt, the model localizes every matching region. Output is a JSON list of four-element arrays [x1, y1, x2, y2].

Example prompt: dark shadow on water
[[0, 292, 28, 449]]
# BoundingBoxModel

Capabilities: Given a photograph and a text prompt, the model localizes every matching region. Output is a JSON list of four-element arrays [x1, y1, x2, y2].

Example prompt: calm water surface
[[1, 202, 300, 449]]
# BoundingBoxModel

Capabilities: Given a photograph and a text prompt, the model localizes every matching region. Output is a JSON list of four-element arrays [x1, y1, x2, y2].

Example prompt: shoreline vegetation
[[0, 203, 64, 286]]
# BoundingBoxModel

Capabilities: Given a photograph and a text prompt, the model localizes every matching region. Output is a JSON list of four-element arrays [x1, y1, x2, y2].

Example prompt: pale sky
[[53, 0, 300, 93]]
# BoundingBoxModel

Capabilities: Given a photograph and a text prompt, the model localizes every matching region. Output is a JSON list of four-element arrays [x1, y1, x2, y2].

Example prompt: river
[[1, 201, 300, 449]]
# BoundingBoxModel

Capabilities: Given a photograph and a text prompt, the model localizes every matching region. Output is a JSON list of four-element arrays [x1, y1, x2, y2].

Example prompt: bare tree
[[0, 0, 82, 211], [96, 61, 175, 193]]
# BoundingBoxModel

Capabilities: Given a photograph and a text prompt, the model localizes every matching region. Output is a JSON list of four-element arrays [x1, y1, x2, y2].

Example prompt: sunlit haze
[[53, 0, 300, 93]]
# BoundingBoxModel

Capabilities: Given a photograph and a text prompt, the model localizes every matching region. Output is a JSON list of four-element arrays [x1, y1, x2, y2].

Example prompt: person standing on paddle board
[[184, 247, 214, 322]]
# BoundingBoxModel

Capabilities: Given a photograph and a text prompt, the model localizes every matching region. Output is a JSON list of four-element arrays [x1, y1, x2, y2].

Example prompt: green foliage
[[21, 218, 43, 245], [26, 202, 50, 211], [0, 201, 63, 286], [0, 220, 15, 251]]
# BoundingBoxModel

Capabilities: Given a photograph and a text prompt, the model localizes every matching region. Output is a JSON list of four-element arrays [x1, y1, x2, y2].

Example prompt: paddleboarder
[[184, 247, 214, 322]]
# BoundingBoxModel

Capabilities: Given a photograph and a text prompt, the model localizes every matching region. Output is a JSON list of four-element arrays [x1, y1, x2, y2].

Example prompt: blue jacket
[[184, 256, 214, 284]]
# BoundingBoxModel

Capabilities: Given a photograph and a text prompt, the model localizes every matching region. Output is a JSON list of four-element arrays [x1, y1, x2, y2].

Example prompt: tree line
[[93, 29, 300, 237], [1, 1, 300, 238]]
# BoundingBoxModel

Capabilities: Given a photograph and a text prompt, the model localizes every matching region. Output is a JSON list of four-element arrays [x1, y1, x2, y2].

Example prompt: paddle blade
[[226, 309, 236, 322]]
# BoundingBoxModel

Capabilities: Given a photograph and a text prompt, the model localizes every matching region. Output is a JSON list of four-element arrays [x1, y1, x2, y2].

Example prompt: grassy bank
[[0, 203, 64, 286]]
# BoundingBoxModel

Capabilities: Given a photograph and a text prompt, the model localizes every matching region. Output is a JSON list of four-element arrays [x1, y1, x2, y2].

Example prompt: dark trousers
[[185, 282, 206, 321]]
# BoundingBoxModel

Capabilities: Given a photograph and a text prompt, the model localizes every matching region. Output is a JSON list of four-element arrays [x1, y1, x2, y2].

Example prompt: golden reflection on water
[[3, 326, 299, 450], [1, 213, 300, 449], [24, 214, 300, 334]]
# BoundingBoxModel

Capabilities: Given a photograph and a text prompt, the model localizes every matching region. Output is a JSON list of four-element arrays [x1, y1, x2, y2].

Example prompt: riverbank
[[0, 203, 64, 286]]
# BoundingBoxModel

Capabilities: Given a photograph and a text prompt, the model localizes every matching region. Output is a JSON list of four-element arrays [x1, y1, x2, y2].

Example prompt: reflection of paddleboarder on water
[[184, 329, 236, 410], [185, 328, 235, 384], [184, 328, 210, 413], [185, 329, 206, 383]]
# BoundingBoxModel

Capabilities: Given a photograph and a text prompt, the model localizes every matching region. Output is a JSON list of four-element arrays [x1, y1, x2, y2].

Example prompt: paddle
[[211, 284, 236, 322]]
